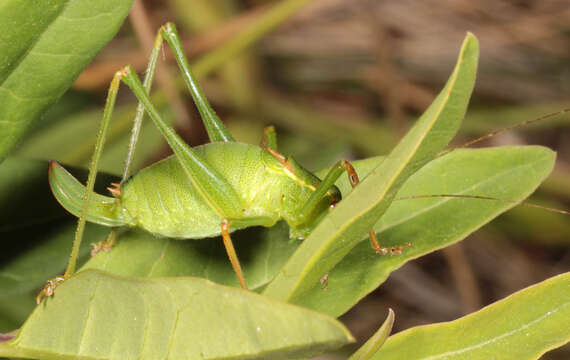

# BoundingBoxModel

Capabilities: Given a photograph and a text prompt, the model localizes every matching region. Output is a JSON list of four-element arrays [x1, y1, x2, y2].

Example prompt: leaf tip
[[386, 308, 395, 323], [462, 32, 480, 53]]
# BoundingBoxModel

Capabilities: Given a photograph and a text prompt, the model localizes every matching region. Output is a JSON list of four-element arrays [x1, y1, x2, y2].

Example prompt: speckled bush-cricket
[[39, 23, 412, 302]]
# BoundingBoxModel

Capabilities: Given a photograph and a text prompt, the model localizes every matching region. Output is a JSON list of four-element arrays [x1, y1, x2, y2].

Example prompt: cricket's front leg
[[339, 161, 412, 255], [296, 159, 412, 255]]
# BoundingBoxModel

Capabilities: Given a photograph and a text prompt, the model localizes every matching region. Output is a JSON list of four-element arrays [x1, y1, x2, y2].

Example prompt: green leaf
[[300, 146, 556, 317], [0, 223, 107, 299], [0, 270, 353, 360], [349, 309, 394, 360], [263, 33, 479, 303], [81, 223, 299, 291], [0, 0, 134, 161], [370, 272, 570, 359], [0, 295, 36, 333]]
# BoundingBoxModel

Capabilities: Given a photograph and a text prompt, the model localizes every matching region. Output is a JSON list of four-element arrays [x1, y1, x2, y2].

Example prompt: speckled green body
[[117, 142, 338, 239]]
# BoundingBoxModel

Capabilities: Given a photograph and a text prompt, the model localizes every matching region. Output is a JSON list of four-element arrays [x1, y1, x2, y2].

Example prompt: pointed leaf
[[263, 33, 479, 303], [300, 146, 556, 317], [0, 270, 353, 360], [349, 309, 394, 360], [370, 272, 570, 359], [0, 0, 134, 160]]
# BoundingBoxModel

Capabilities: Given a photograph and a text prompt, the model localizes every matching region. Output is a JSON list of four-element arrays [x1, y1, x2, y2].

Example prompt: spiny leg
[[65, 72, 123, 277], [38, 71, 123, 303], [125, 21, 235, 183], [122, 22, 235, 182], [121, 30, 163, 183], [340, 162, 412, 255], [160, 23, 234, 143]]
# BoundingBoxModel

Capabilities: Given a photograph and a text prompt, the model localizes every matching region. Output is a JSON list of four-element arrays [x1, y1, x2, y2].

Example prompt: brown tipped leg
[[369, 230, 412, 255], [36, 276, 66, 304], [221, 219, 247, 290], [342, 161, 413, 255], [90, 230, 118, 257]]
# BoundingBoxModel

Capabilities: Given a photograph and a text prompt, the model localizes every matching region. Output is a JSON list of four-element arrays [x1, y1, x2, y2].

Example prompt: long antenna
[[437, 108, 570, 159], [395, 194, 570, 216]]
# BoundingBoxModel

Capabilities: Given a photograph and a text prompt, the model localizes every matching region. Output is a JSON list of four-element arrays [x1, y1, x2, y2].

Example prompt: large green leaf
[[370, 272, 570, 359], [0, 270, 353, 360], [262, 33, 479, 303], [299, 146, 556, 317], [0, 0, 134, 160]]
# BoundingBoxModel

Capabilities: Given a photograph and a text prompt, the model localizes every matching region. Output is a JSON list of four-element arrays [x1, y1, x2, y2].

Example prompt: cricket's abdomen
[[119, 142, 302, 239]]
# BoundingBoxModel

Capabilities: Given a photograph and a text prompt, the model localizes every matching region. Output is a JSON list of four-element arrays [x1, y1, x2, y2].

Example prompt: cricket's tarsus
[[36, 276, 65, 305], [90, 230, 118, 258]]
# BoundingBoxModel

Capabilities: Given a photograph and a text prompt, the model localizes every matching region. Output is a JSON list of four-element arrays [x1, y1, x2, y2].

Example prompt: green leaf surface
[[0, 0, 134, 160], [262, 33, 479, 303], [370, 272, 570, 360], [81, 223, 299, 291], [301, 146, 556, 317], [0, 270, 353, 360], [0, 223, 107, 299], [0, 295, 36, 333]]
